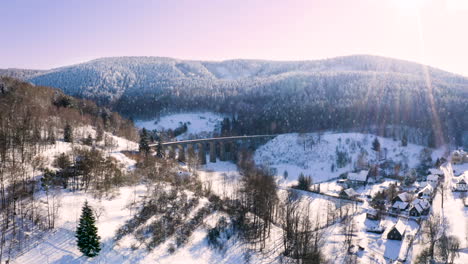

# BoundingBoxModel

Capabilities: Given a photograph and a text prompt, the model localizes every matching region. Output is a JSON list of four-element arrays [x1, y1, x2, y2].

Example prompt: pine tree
[[64, 123, 73, 143], [296, 173, 312, 191], [372, 138, 381, 152], [402, 133, 408, 147], [76, 201, 101, 257], [156, 138, 164, 158], [139, 128, 150, 155]]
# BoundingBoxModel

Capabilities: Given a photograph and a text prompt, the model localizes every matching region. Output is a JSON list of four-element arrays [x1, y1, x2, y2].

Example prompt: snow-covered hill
[[135, 112, 224, 140], [254, 132, 444, 185], [6, 55, 466, 108]]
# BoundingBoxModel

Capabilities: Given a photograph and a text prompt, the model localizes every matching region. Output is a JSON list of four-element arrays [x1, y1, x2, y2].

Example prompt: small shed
[[387, 220, 406, 240], [340, 188, 359, 199], [366, 209, 379, 220]]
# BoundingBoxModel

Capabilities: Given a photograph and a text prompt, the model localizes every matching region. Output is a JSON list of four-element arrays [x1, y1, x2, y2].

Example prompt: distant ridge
[[1, 55, 467, 147]]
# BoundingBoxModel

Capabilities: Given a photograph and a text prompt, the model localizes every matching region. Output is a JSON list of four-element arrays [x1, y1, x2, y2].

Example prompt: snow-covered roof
[[419, 184, 433, 195], [428, 168, 443, 175], [411, 199, 430, 213], [347, 170, 368, 182], [392, 220, 406, 235], [392, 201, 408, 210], [427, 174, 439, 182], [343, 188, 358, 197], [454, 174, 467, 184], [397, 192, 411, 202]]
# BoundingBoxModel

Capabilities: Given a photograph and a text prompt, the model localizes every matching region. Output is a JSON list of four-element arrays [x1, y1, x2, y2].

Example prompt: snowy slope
[[22, 55, 468, 106], [254, 132, 442, 185], [135, 112, 224, 140]]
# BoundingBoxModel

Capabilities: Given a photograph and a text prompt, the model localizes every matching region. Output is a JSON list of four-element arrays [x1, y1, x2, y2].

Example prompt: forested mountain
[[2, 55, 467, 146], [0, 77, 138, 143]]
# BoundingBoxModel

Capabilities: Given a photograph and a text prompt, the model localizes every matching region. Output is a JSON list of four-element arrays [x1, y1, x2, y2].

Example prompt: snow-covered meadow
[[135, 112, 224, 140], [254, 132, 444, 186]]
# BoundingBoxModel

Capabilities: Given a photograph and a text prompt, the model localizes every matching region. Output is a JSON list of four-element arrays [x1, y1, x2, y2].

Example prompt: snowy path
[[433, 163, 468, 263]]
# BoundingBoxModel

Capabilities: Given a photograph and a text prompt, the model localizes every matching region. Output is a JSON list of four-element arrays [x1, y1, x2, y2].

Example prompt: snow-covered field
[[254, 132, 444, 186], [135, 112, 224, 140]]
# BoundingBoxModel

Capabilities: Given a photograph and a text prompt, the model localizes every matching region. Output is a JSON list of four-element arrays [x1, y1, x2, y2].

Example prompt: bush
[[295, 173, 312, 191]]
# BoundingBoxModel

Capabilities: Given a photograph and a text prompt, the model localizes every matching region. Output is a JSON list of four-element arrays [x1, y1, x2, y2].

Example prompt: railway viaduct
[[148, 135, 277, 164]]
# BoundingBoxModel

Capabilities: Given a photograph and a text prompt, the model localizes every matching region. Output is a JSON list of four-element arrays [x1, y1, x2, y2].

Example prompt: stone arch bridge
[[149, 135, 277, 164]]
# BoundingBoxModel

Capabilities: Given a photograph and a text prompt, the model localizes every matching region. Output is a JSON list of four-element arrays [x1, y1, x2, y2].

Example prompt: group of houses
[[452, 172, 467, 192], [389, 168, 442, 217]]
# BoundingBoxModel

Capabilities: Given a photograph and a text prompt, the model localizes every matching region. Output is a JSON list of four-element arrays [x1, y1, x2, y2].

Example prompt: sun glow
[[390, 0, 429, 15]]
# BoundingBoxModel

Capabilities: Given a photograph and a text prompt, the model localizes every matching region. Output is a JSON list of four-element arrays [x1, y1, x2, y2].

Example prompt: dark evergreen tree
[[296, 173, 312, 191], [76, 201, 101, 257], [83, 134, 93, 146], [372, 138, 381, 152], [402, 133, 408, 147], [155, 138, 164, 158], [64, 123, 73, 143], [139, 128, 150, 155]]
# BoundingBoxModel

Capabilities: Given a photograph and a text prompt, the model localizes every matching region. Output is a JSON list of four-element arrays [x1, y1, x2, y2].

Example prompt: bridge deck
[[149, 134, 277, 147]]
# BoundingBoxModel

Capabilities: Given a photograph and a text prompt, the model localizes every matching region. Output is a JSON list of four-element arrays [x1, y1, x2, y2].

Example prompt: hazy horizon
[[1, 0, 468, 76]]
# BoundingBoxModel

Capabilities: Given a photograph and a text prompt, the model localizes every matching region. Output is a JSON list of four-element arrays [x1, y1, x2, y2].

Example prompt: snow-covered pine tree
[[76, 201, 101, 257], [372, 138, 380, 152], [139, 128, 150, 155], [156, 138, 164, 158]]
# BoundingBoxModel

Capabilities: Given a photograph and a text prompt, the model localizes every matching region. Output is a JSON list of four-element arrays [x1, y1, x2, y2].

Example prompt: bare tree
[[422, 214, 442, 259]]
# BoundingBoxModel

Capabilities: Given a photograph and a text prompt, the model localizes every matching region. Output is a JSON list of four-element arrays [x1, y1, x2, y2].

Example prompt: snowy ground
[[434, 163, 468, 263], [10, 129, 462, 264], [135, 112, 224, 140], [254, 132, 445, 186]]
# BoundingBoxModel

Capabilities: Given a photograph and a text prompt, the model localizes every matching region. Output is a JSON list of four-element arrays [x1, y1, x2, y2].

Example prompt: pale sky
[[1, 0, 468, 76]]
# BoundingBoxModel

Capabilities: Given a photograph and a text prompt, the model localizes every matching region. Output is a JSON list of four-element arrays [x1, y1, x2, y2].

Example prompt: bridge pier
[[186, 144, 194, 161], [219, 142, 226, 161], [177, 145, 185, 162], [197, 143, 206, 165], [166, 146, 175, 159], [209, 142, 216, 163]]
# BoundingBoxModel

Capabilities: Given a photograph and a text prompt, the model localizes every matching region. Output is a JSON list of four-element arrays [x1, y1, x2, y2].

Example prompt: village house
[[347, 170, 369, 186], [387, 220, 406, 240], [392, 201, 409, 212], [392, 192, 411, 203], [366, 209, 380, 220], [418, 184, 434, 200], [409, 198, 430, 217], [391, 192, 411, 213], [340, 188, 359, 199], [452, 174, 467, 192]]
